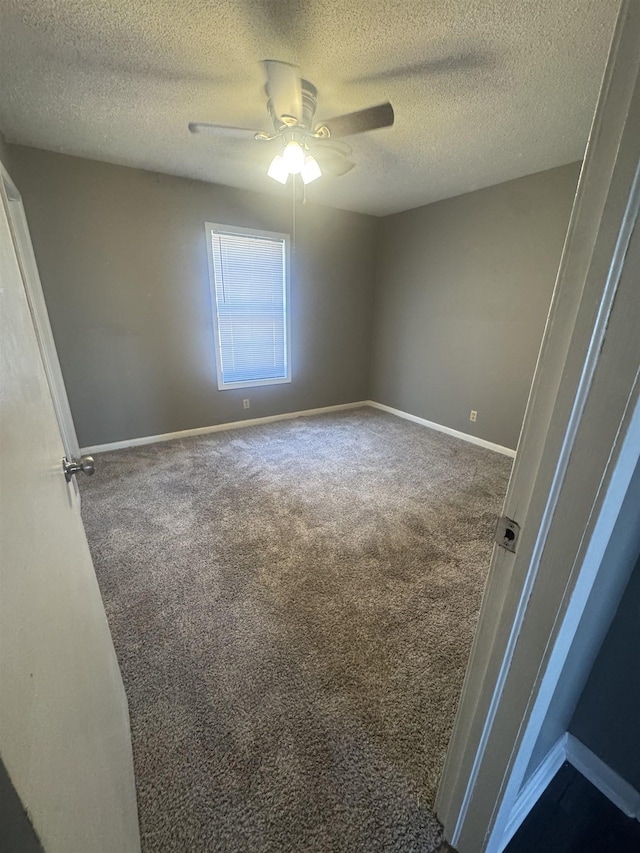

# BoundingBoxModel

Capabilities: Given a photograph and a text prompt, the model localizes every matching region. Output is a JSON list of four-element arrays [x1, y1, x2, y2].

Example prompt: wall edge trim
[[500, 732, 640, 851], [80, 402, 368, 454], [565, 734, 640, 820], [499, 734, 568, 851], [366, 401, 517, 457]]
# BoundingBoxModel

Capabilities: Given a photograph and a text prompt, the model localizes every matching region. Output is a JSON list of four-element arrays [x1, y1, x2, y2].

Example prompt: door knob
[[62, 455, 96, 482]]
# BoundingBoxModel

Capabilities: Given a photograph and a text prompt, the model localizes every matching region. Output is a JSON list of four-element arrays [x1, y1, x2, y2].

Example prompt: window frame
[[205, 222, 292, 392]]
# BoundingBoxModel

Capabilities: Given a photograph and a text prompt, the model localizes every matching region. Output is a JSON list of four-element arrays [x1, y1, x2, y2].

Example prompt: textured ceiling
[[0, 1, 620, 215]]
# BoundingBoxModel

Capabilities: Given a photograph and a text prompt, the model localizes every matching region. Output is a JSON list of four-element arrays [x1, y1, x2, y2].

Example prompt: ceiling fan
[[188, 60, 394, 185]]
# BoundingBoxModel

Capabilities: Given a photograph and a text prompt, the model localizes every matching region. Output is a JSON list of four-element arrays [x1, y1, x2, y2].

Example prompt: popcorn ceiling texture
[[80, 408, 511, 852], [0, 0, 618, 215]]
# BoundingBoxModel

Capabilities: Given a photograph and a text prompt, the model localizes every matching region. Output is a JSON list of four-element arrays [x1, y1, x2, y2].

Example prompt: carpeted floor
[[81, 408, 512, 853]]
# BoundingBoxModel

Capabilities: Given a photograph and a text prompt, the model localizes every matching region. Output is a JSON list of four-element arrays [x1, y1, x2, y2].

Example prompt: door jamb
[[436, 2, 640, 848]]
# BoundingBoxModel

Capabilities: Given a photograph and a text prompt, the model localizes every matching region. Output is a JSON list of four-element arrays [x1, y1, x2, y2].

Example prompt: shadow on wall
[[569, 552, 640, 790], [0, 759, 45, 853]]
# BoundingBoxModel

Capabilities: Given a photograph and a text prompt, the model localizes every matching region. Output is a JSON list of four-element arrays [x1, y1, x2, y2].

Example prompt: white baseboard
[[82, 399, 518, 457], [500, 733, 640, 850], [366, 400, 517, 458], [500, 734, 568, 851], [80, 401, 367, 454], [565, 733, 640, 820]]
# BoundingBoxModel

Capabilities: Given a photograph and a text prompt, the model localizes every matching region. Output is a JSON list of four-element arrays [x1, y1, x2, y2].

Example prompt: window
[[205, 223, 291, 390]]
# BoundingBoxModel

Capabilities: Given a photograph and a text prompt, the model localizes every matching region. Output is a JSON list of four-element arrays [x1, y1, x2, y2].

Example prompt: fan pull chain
[[292, 173, 297, 253]]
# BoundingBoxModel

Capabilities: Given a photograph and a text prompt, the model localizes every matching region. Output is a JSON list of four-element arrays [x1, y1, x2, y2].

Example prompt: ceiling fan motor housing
[[267, 79, 318, 131]]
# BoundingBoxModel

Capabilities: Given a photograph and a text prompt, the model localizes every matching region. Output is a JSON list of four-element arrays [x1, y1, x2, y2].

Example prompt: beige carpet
[[81, 408, 511, 853]]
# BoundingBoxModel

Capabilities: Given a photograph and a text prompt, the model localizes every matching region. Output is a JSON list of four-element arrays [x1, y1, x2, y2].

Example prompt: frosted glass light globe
[[282, 140, 305, 174]]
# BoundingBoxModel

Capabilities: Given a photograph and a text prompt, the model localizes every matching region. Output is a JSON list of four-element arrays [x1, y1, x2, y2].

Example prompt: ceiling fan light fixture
[[267, 154, 289, 184], [301, 154, 322, 185], [282, 139, 305, 174], [191, 60, 396, 192]]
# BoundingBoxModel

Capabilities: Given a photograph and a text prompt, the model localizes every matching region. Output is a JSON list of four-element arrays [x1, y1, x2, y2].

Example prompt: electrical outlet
[[243, 399, 250, 410], [470, 410, 477, 422]]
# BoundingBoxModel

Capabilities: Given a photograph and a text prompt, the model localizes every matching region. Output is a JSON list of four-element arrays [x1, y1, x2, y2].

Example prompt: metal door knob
[[63, 455, 96, 482]]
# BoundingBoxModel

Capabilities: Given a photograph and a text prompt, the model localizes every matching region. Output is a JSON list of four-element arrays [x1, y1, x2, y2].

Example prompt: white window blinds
[[207, 226, 290, 389]]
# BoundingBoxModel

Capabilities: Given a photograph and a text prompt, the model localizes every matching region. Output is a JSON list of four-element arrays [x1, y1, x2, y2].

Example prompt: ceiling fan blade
[[308, 142, 356, 177], [263, 60, 303, 124], [322, 156, 356, 177], [315, 102, 394, 138], [188, 122, 261, 135]]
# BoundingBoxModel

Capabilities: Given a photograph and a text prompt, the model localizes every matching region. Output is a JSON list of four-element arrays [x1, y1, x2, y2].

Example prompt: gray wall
[[524, 458, 640, 780], [370, 163, 581, 450], [7, 146, 379, 447], [569, 550, 640, 789], [7, 143, 580, 451]]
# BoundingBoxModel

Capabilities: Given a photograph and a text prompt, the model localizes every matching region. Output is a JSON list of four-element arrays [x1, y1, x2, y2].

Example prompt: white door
[[0, 169, 141, 850]]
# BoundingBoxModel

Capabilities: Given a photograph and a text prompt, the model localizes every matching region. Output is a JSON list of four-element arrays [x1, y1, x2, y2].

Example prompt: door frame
[[436, 1, 640, 849], [0, 161, 80, 460]]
